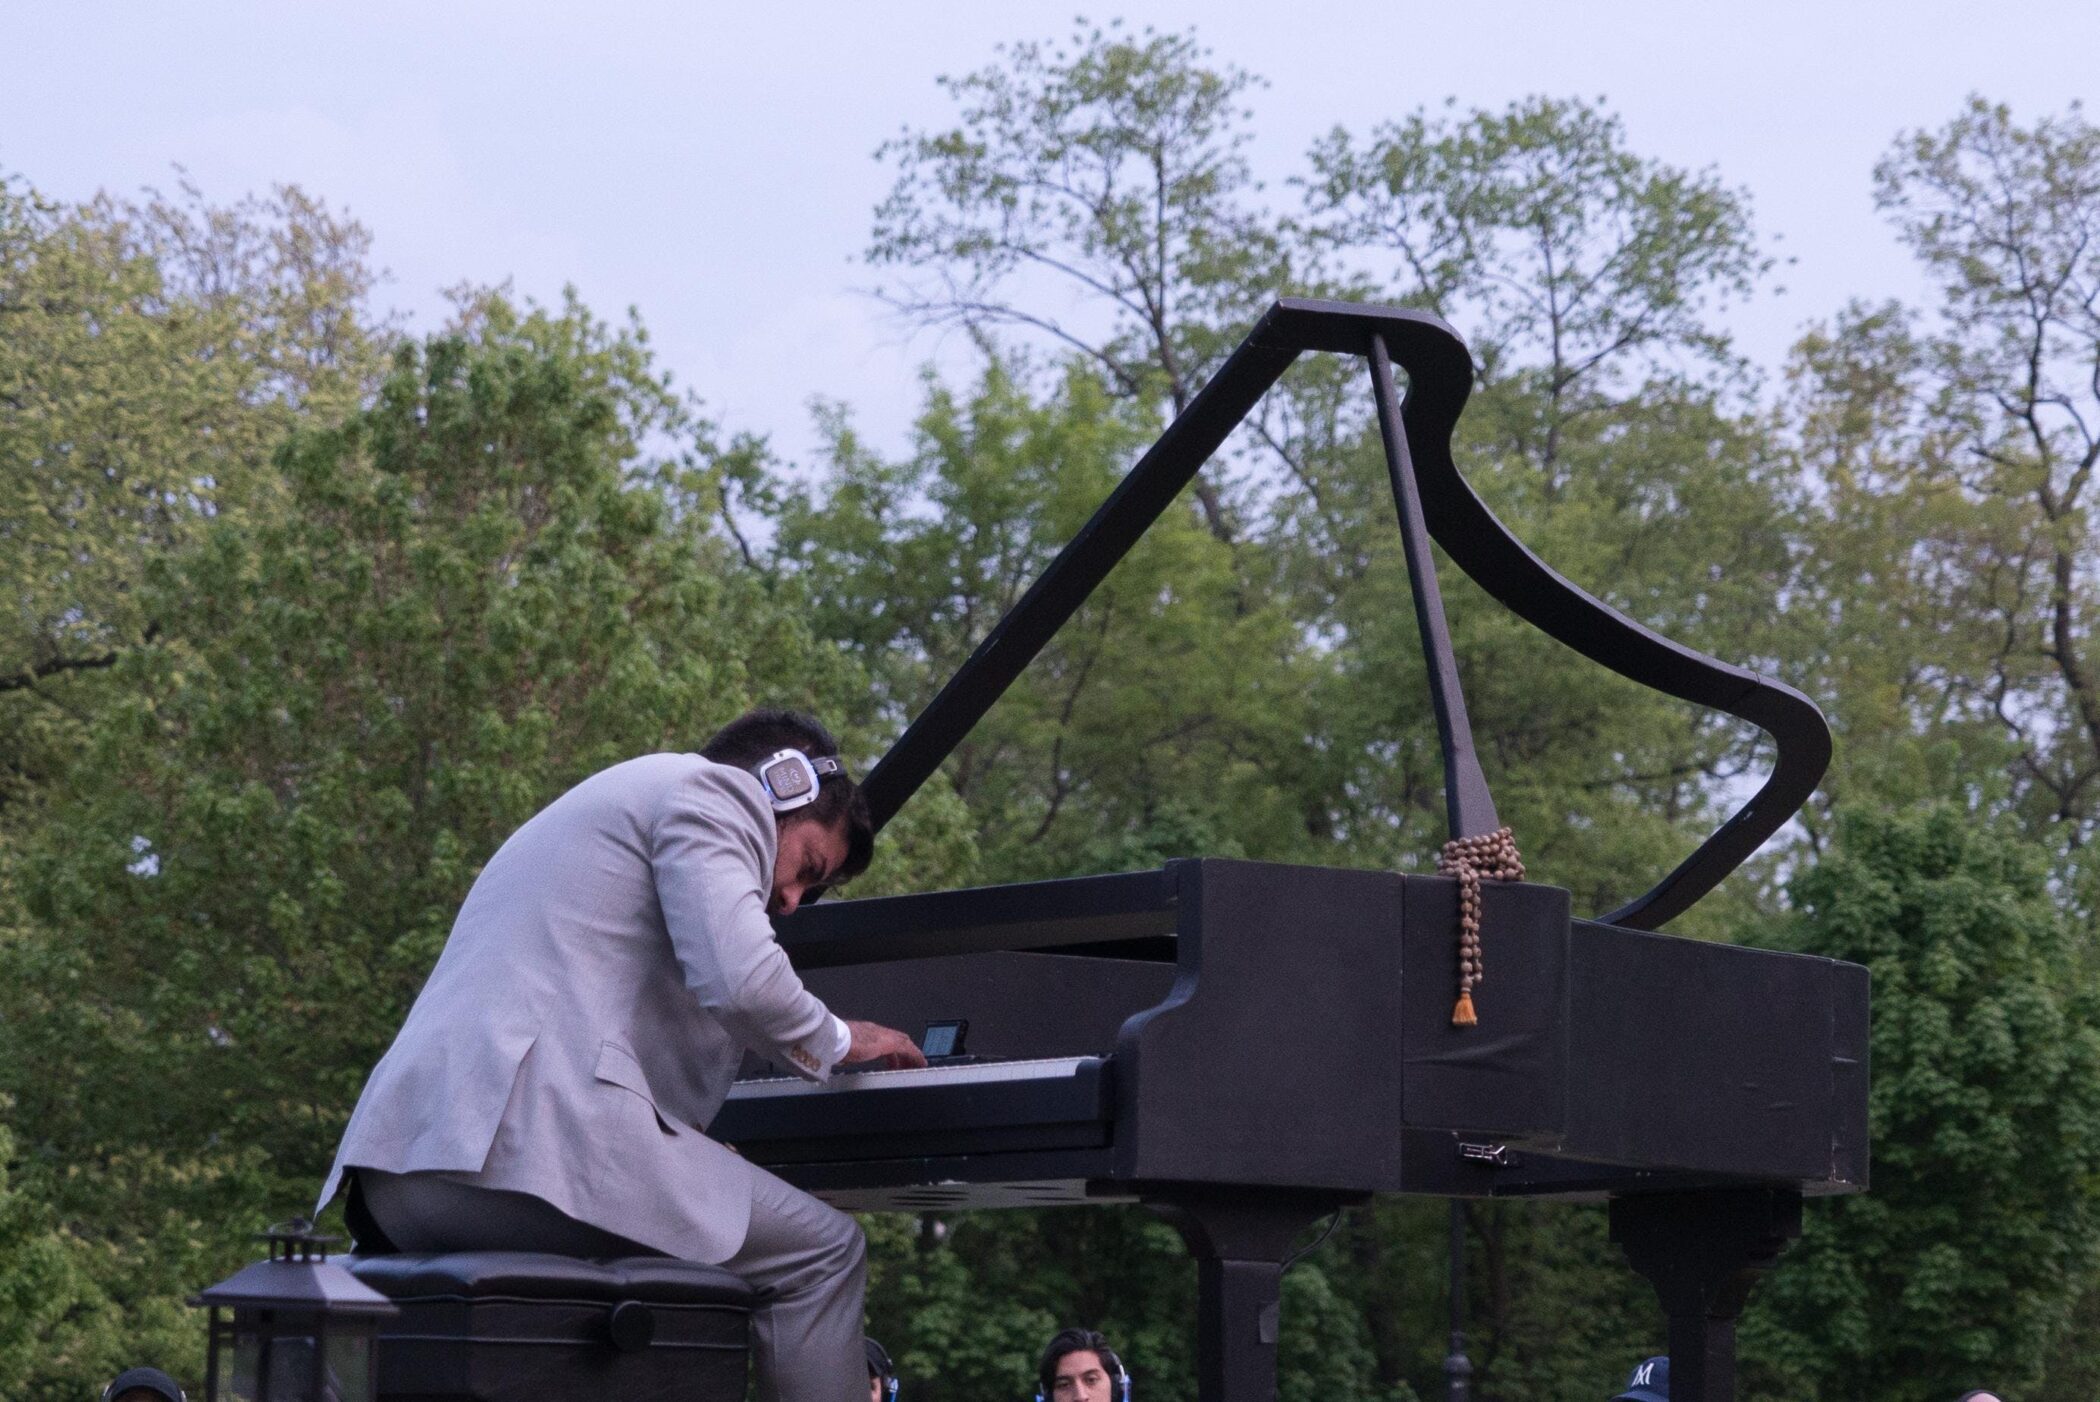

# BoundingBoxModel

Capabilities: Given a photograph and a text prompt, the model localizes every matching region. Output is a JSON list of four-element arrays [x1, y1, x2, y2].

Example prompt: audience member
[[866, 1335, 899, 1402], [1613, 1354, 1667, 1402], [1037, 1327, 1130, 1402], [102, 1368, 185, 1402]]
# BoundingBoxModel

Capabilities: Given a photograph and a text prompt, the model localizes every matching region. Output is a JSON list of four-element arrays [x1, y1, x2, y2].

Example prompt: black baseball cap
[[103, 1368, 186, 1402]]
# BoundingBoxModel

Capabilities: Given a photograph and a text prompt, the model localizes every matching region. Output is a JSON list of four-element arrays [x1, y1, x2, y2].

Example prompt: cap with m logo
[[1614, 1355, 1669, 1402]]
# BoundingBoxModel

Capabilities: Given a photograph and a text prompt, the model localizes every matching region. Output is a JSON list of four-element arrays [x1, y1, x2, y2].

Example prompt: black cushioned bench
[[347, 1252, 752, 1402]]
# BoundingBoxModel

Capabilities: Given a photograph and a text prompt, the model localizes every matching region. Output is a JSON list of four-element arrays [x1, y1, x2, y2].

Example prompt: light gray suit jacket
[[318, 754, 846, 1263]]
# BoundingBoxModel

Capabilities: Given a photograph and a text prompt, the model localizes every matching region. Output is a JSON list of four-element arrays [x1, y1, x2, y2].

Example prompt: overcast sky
[[6, 1, 2097, 464]]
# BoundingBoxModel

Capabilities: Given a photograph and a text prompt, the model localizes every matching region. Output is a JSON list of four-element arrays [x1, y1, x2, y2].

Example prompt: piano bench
[[346, 1251, 752, 1402]]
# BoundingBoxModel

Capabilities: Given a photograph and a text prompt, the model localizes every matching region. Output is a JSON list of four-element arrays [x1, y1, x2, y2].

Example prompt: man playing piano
[[317, 708, 926, 1401]]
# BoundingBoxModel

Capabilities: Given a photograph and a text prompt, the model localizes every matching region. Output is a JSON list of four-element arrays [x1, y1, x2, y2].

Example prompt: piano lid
[[850, 299, 1830, 932]]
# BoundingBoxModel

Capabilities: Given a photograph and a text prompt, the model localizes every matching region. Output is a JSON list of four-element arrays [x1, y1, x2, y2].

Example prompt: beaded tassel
[[1437, 827, 1524, 1027]]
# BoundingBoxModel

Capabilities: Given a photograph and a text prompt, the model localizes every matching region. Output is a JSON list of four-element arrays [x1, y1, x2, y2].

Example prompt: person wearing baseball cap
[[1613, 1355, 1667, 1401], [102, 1367, 186, 1402]]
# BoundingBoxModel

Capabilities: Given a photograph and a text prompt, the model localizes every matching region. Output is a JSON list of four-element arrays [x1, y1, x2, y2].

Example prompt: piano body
[[711, 301, 1864, 1402], [720, 864, 1864, 1211]]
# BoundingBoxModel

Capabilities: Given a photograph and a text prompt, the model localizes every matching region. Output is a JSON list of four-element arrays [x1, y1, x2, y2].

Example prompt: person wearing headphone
[[866, 1336, 900, 1402], [1037, 1328, 1131, 1402], [318, 708, 926, 1402]]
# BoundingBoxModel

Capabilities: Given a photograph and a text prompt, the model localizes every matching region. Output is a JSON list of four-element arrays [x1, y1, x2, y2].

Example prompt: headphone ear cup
[[1101, 1348, 1129, 1402]]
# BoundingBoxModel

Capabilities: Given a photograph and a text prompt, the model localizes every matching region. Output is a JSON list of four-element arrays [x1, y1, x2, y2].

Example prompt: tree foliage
[[1883, 100, 2100, 866], [1303, 95, 1767, 394], [776, 362, 1319, 879], [1744, 805, 2100, 1402], [868, 20, 1287, 539], [0, 173, 385, 814], [1785, 99, 2100, 892]]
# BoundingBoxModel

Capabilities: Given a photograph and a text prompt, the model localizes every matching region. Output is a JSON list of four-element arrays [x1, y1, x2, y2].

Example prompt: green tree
[[0, 1114, 93, 1396], [1303, 96, 1767, 397], [1777, 299, 2025, 847], [1291, 95, 1803, 931], [1287, 92, 1769, 593], [1741, 805, 2100, 1402], [1780, 100, 2100, 897], [868, 20, 1289, 540], [0, 172, 386, 815], [1779, 193, 2100, 1402], [777, 360, 1319, 881]]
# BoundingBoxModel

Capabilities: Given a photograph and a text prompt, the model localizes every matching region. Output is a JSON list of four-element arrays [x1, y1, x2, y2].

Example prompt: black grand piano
[[712, 300, 1865, 1402]]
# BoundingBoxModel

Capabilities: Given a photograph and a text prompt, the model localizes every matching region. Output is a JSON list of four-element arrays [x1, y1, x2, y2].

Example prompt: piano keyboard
[[727, 1056, 1097, 1099], [710, 1055, 1116, 1171]]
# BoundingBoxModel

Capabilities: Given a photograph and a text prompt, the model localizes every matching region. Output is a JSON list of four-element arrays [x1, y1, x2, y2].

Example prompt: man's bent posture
[[318, 709, 925, 1401]]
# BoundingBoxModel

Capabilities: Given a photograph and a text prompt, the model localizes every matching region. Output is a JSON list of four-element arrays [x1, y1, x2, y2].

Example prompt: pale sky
[[7, 1, 2097, 464]]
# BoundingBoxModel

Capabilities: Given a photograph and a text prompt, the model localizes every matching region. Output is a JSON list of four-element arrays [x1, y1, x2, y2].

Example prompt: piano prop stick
[[712, 301, 1862, 1402], [1367, 332, 1525, 1027]]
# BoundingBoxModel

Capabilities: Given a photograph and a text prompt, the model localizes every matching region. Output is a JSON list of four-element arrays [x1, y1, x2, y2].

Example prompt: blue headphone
[[865, 1337, 899, 1402], [1034, 1334, 1130, 1402]]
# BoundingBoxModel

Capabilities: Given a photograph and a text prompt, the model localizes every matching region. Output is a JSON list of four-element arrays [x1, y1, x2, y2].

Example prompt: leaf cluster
[[1746, 806, 2100, 1401]]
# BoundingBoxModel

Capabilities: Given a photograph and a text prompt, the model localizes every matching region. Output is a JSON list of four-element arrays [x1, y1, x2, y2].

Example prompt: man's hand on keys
[[843, 1020, 928, 1070]]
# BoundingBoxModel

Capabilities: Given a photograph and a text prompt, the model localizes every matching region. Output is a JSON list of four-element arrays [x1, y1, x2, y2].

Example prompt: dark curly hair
[[700, 707, 873, 883]]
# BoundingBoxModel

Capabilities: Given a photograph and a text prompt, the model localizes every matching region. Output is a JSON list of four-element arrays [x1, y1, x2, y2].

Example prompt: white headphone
[[749, 749, 846, 813]]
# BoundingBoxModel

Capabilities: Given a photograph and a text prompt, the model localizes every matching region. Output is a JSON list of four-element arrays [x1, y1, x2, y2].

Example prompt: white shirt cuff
[[777, 1015, 854, 1081]]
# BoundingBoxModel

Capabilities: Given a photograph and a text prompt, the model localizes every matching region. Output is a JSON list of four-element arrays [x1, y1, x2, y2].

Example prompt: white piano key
[[726, 1056, 1097, 1100]]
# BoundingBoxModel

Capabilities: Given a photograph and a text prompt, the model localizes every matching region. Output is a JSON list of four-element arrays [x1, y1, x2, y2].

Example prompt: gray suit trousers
[[360, 1168, 867, 1402]]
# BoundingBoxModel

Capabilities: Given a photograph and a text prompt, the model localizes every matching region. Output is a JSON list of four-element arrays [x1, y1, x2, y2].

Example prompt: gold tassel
[[1451, 992, 1478, 1027]]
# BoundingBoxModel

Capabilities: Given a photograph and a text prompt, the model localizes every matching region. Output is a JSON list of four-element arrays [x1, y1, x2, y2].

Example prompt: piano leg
[[1146, 1191, 1362, 1402], [1609, 1187, 1803, 1402]]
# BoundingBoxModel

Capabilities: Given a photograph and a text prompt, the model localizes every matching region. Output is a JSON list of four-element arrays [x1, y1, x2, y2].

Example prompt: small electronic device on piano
[[710, 300, 1863, 1402], [918, 1019, 968, 1061]]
